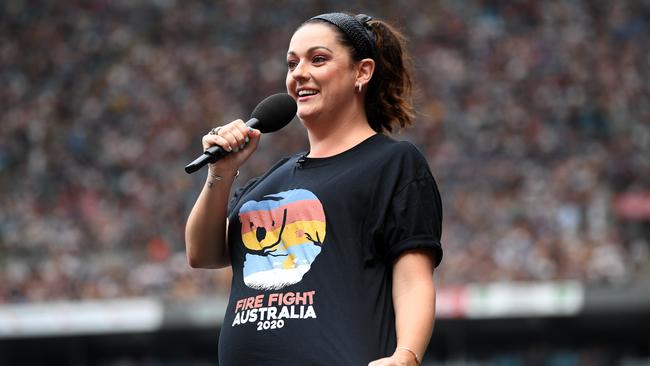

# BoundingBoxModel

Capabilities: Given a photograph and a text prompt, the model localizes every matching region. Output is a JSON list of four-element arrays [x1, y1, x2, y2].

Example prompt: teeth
[[298, 90, 318, 96]]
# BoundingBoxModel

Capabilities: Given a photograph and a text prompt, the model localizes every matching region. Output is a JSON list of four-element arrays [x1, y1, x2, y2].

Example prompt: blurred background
[[1, 0, 649, 365]]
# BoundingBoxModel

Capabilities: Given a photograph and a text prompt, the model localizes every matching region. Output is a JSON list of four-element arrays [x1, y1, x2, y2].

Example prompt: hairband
[[309, 12, 377, 61]]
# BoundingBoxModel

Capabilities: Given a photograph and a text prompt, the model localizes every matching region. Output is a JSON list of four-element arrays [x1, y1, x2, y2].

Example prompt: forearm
[[392, 249, 437, 364], [393, 273, 435, 363], [185, 172, 237, 268], [186, 121, 260, 268]]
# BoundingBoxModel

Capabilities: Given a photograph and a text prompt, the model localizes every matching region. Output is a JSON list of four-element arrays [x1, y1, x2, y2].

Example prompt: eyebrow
[[287, 46, 334, 56]]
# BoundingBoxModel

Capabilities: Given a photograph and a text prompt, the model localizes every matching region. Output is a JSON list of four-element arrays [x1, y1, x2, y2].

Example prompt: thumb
[[245, 128, 261, 151], [368, 358, 388, 366]]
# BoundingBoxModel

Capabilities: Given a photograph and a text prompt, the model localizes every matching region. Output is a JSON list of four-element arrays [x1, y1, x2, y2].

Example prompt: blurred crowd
[[1, 0, 649, 304]]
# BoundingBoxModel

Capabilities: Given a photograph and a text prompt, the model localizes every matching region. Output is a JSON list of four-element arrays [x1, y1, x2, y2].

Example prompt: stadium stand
[[1, 0, 649, 365]]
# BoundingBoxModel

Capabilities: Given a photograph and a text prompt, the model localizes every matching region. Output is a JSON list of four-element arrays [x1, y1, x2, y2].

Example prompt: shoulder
[[371, 134, 427, 159], [229, 154, 297, 209], [372, 134, 432, 178]]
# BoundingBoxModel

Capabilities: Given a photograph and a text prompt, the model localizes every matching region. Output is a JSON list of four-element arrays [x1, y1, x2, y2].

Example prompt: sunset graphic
[[238, 189, 326, 290]]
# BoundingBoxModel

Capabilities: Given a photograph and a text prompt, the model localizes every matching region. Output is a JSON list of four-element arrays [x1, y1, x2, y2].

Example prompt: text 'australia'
[[232, 290, 317, 331]]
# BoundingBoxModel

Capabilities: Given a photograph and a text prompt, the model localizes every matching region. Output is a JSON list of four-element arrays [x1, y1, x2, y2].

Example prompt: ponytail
[[365, 20, 414, 133]]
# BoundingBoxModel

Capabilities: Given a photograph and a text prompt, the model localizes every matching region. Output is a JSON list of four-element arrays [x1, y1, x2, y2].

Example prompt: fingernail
[[233, 147, 239, 152], [240, 144, 245, 149], [248, 127, 253, 132], [245, 136, 250, 143], [227, 146, 233, 152]]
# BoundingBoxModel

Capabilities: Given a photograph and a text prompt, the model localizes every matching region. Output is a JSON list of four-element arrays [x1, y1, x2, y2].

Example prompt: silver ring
[[209, 126, 222, 135]]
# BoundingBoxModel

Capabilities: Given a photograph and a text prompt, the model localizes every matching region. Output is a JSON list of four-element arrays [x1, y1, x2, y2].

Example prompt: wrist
[[395, 346, 420, 366], [206, 168, 239, 188]]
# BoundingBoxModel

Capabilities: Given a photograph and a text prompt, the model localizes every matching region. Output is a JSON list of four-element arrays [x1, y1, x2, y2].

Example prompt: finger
[[203, 134, 233, 152], [202, 134, 217, 151], [233, 120, 251, 140], [242, 128, 261, 152], [219, 129, 242, 152], [208, 119, 245, 149], [225, 127, 247, 150], [224, 129, 260, 167], [228, 120, 249, 148], [246, 126, 259, 139]]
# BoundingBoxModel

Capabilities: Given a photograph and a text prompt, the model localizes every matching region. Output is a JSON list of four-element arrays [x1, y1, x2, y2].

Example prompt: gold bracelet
[[397, 347, 420, 365]]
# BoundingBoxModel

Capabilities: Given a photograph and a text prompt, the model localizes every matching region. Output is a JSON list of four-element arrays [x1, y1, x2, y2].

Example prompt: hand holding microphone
[[185, 93, 297, 174], [200, 119, 259, 179]]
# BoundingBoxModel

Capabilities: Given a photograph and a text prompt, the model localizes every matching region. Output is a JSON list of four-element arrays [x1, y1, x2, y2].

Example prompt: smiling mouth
[[297, 90, 319, 100]]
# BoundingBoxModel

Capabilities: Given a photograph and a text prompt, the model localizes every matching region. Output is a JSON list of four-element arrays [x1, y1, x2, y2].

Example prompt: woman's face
[[286, 23, 357, 122]]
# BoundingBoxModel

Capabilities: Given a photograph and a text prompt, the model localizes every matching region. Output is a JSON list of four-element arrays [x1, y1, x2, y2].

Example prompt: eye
[[287, 59, 298, 71], [312, 55, 327, 64], [256, 227, 267, 242]]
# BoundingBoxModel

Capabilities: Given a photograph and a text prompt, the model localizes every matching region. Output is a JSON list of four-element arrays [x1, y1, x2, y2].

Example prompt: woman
[[185, 12, 443, 366]]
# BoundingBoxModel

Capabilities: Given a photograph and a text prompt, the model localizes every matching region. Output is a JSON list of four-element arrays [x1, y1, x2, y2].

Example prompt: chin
[[297, 107, 318, 121]]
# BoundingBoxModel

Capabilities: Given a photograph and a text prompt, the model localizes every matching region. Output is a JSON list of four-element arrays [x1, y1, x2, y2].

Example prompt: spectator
[[1, 0, 648, 303]]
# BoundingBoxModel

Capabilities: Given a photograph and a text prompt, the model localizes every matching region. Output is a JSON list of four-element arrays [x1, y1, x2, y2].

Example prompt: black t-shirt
[[218, 134, 443, 366]]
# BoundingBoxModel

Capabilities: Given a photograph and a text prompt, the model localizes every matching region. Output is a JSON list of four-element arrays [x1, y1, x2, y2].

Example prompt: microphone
[[185, 93, 297, 174], [296, 154, 307, 169]]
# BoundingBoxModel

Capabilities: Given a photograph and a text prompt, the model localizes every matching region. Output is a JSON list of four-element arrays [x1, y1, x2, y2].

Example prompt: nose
[[256, 227, 267, 242], [290, 61, 309, 81]]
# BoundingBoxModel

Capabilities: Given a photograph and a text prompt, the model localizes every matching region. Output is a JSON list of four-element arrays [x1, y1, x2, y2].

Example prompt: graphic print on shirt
[[238, 189, 326, 290]]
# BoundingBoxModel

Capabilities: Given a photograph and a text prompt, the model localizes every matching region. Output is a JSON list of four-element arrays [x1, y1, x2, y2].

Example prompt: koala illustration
[[238, 189, 326, 290]]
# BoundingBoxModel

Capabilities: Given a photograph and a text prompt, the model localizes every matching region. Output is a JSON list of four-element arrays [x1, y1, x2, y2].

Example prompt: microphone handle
[[184, 118, 259, 174]]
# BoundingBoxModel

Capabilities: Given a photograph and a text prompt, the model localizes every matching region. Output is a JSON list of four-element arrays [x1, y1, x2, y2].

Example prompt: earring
[[357, 83, 362, 93]]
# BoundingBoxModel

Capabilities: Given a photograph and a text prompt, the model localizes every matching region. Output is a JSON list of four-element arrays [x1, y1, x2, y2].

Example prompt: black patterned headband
[[309, 12, 377, 61]]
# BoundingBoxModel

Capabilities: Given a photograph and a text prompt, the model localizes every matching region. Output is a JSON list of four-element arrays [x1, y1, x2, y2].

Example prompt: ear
[[355, 58, 375, 86]]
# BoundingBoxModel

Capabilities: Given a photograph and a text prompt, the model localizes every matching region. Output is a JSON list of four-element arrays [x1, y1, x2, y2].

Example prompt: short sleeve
[[227, 156, 292, 216], [382, 175, 443, 267], [227, 177, 260, 216]]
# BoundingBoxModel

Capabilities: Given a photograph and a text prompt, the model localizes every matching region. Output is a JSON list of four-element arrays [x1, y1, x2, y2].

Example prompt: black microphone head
[[249, 93, 297, 133]]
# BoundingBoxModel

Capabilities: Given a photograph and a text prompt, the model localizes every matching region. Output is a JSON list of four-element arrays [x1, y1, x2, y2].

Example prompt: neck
[[304, 107, 376, 158]]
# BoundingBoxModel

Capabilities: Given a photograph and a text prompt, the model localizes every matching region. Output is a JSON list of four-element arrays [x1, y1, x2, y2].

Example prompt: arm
[[185, 121, 260, 268], [185, 171, 238, 268], [369, 248, 437, 366]]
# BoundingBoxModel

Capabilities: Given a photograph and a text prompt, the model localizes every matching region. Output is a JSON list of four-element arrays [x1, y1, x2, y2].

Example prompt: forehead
[[288, 23, 342, 53]]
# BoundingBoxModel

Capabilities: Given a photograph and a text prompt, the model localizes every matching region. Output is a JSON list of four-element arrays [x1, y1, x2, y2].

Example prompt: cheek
[[285, 74, 294, 94], [324, 68, 353, 94]]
